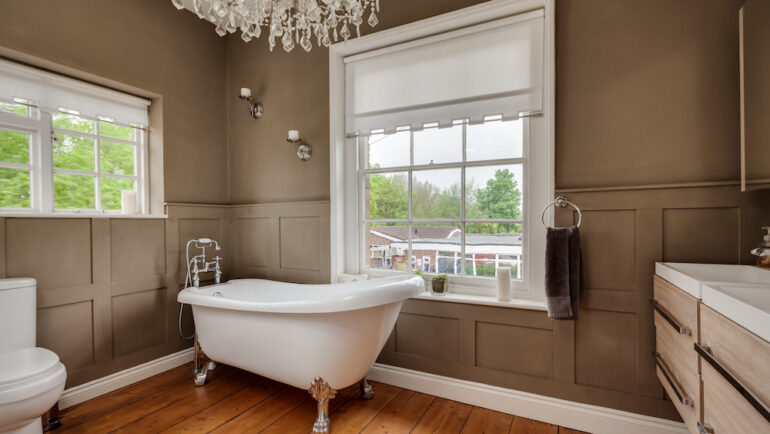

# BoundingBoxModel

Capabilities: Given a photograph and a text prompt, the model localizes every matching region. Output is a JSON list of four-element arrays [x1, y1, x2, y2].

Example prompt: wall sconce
[[287, 130, 311, 161], [239, 87, 263, 119]]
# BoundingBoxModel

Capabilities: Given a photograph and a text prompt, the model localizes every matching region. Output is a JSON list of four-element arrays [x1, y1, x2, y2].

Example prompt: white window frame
[[0, 98, 150, 216], [329, 0, 555, 301]]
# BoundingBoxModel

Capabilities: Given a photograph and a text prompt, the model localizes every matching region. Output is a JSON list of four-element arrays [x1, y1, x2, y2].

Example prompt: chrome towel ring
[[541, 196, 582, 228]]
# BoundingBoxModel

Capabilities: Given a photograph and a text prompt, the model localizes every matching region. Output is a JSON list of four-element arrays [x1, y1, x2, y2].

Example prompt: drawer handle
[[695, 343, 770, 423], [650, 299, 692, 335], [653, 352, 694, 407], [697, 422, 714, 434]]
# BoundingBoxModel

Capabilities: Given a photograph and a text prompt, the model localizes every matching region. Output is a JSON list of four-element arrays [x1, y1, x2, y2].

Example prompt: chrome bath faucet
[[186, 238, 222, 287]]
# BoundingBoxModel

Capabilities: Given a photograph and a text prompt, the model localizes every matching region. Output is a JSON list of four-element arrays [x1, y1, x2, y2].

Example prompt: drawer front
[[655, 312, 700, 434], [700, 305, 770, 406], [653, 275, 698, 344], [702, 362, 770, 434]]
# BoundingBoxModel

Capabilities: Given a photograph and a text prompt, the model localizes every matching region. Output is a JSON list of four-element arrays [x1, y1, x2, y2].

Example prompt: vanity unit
[[653, 263, 770, 434]]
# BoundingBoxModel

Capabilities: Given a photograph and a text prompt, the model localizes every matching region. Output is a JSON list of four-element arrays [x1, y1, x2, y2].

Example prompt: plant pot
[[431, 278, 448, 295]]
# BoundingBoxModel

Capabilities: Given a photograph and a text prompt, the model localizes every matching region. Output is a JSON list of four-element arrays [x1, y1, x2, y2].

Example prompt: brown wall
[[0, 0, 228, 204]]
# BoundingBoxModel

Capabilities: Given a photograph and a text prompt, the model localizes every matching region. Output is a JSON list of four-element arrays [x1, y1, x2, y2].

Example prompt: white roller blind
[[0, 59, 150, 126], [345, 10, 544, 134]]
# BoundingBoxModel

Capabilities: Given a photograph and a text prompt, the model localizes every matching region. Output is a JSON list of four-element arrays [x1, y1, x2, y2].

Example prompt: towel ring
[[541, 196, 582, 228]]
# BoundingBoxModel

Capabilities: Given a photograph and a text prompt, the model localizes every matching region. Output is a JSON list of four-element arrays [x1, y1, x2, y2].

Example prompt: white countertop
[[655, 262, 770, 342]]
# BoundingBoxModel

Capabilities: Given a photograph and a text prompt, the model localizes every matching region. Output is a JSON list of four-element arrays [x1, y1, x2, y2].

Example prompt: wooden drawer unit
[[653, 276, 701, 433], [698, 305, 770, 433]]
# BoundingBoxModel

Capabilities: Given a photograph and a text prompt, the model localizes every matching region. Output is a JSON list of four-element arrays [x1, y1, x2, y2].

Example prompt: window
[[0, 59, 150, 214], [330, 2, 554, 299]]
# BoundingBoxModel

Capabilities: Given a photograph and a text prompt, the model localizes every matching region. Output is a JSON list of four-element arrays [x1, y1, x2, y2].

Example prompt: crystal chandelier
[[170, 0, 381, 52]]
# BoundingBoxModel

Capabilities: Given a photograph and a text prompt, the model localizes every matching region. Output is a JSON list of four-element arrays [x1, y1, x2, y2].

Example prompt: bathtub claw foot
[[309, 377, 337, 433], [193, 335, 209, 386], [359, 378, 374, 400]]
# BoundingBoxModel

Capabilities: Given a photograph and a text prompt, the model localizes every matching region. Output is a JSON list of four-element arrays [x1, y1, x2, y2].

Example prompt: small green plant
[[431, 274, 449, 295]]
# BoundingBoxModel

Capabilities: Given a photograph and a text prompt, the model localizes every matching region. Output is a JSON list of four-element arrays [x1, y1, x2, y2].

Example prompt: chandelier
[[170, 0, 381, 52]]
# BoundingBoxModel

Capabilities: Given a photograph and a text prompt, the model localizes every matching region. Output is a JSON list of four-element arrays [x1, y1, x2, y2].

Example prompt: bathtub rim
[[177, 274, 425, 314]]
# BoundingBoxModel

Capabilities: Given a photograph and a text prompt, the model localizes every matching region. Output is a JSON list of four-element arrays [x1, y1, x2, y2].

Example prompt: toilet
[[0, 278, 66, 434]]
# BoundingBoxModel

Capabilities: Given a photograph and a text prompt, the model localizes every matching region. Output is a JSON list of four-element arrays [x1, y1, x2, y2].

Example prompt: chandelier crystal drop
[[171, 0, 382, 52]]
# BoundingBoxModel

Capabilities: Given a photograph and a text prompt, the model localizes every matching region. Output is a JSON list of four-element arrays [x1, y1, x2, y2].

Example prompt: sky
[[367, 119, 524, 191]]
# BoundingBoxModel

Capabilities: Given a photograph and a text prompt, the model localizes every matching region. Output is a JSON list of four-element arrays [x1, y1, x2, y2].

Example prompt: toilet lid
[[0, 347, 61, 387]]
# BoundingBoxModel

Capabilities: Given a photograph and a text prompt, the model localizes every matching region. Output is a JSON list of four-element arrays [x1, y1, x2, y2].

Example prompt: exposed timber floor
[[57, 363, 590, 433]]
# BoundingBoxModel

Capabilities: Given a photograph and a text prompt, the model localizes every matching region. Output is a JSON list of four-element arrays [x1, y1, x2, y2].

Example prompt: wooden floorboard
[[59, 364, 591, 433]]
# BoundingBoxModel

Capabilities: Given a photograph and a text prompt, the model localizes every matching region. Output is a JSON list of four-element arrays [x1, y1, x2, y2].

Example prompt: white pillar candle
[[121, 190, 137, 215], [288, 129, 300, 141], [497, 267, 512, 302], [240, 87, 251, 98]]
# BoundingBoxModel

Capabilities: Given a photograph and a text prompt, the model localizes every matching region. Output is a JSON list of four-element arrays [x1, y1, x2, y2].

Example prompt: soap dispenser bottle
[[752, 227, 770, 268]]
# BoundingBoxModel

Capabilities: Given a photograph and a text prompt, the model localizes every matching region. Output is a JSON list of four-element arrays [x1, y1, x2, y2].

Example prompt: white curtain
[[345, 9, 544, 134]]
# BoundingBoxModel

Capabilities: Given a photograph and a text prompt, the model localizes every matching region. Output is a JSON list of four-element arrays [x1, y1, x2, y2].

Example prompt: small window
[[0, 60, 150, 215]]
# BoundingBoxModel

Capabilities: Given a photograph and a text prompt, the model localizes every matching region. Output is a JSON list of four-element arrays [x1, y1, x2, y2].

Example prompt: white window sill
[[0, 212, 168, 219], [412, 291, 547, 311]]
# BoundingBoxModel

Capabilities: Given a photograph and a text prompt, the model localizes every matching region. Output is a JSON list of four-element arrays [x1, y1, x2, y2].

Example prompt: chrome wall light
[[287, 129, 311, 161], [239, 87, 263, 119]]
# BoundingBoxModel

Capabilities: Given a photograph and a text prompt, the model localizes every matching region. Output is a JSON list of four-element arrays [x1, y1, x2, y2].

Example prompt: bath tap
[[186, 239, 223, 288]]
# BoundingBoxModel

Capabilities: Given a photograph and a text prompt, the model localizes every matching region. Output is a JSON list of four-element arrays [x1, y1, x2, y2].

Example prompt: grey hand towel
[[545, 226, 582, 320]]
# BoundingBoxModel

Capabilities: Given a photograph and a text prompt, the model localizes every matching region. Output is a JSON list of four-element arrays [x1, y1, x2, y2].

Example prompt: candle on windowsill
[[240, 87, 251, 98], [288, 130, 300, 141], [121, 190, 137, 215], [497, 267, 512, 302]]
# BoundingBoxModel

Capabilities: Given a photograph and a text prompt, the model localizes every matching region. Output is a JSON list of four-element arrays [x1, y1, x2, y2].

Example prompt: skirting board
[[367, 363, 687, 434], [58, 348, 195, 409]]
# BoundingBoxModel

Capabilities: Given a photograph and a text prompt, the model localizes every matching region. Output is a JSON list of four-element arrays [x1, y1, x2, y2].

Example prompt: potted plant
[[431, 274, 448, 295]]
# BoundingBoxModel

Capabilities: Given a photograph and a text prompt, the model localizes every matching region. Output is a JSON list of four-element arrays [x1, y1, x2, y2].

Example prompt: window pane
[[365, 172, 408, 219], [54, 134, 95, 172], [367, 130, 410, 168], [464, 223, 523, 279], [366, 223, 409, 271], [466, 164, 523, 220], [0, 129, 29, 164], [413, 124, 462, 165], [53, 112, 95, 133], [412, 223, 462, 274], [0, 101, 29, 116], [99, 121, 134, 141], [101, 178, 135, 210], [0, 168, 30, 208], [412, 168, 461, 219], [100, 140, 135, 175], [54, 174, 95, 209], [467, 119, 523, 161]]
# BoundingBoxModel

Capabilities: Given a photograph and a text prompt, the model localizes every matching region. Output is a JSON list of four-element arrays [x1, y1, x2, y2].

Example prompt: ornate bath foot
[[193, 335, 208, 386], [359, 378, 374, 400], [308, 377, 337, 433]]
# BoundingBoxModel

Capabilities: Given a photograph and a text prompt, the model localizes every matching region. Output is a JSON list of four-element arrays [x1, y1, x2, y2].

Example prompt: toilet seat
[[0, 348, 66, 405]]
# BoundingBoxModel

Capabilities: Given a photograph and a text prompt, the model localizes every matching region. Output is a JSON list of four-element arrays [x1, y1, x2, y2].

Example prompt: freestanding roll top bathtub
[[177, 274, 424, 433]]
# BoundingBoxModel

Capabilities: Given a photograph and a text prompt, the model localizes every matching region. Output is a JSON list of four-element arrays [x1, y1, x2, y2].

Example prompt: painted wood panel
[[37, 301, 95, 371], [236, 217, 271, 268], [6, 218, 92, 290], [578, 210, 636, 292], [575, 309, 638, 394], [110, 219, 165, 282], [662, 207, 740, 264], [111, 288, 167, 357], [395, 313, 459, 362], [475, 322, 553, 379], [279, 216, 321, 271]]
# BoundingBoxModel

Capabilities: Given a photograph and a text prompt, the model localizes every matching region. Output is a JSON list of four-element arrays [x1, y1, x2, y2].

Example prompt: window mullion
[[407, 129, 413, 272], [94, 120, 101, 210], [460, 122, 467, 276], [39, 111, 54, 213]]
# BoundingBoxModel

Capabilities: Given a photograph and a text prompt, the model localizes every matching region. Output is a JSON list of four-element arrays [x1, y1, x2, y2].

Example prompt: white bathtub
[[177, 275, 424, 391]]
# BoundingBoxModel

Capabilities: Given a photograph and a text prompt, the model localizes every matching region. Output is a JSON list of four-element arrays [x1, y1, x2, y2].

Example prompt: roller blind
[[345, 10, 544, 134], [0, 58, 150, 126]]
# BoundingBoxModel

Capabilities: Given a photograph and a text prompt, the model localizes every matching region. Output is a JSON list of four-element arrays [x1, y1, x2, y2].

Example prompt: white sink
[[702, 283, 770, 342], [655, 262, 770, 299]]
